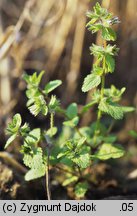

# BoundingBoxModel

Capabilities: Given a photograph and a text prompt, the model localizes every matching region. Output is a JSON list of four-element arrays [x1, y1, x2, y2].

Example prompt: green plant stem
[[93, 41, 107, 146], [45, 162, 51, 200], [45, 137, 51, 200], [42, 137, 51, 200], [93, 74, 105, 146], [50, 112, 54, 136], [77, 166, 82, 178], [97, 73, 105, 121], [45, 112, 54, 200]]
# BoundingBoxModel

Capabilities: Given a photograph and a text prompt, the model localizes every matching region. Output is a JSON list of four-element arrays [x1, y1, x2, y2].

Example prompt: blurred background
[[0, 0, 137, 145], [0, 0, 137, 200]]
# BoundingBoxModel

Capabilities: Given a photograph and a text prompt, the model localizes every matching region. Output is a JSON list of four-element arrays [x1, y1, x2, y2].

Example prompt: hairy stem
[[93, 74, 105, 145], [93, 41, 107, 146], [45, 112, 54, 200], [45, 161, 51, 200], [50, 112, 54, 136], [97, 72, 105, 123]]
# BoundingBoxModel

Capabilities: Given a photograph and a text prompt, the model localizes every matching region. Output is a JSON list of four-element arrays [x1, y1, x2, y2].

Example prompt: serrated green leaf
[[93, 65, 104, 76], [99, 99, 124, 119], [76, 127, 92, 144], [72, 153, 90, 169], [94, 2, 101, 12], [88, 23, 102, 33], [31, 148, 44, 169], [44, 80, 62, 94], [26, 98, 35, 107], [5, 113, 22, 148], [29, 104, 40, 116], [105, 44, 119, 55], [25, 147, 46, 181], [13, 113, 22, 128], [82, 74, 101, 92], [20, 123, 30, 136], [90, 44, 104, 58], [103, 135, 117, 143], [42, 105, 48, 116], [63, 116, 79, 128], [25, 165, 45, 181], [91, 2, 112, 18], [62, 176, 78, 186], [77, 137, 87, 148], [26, 88, 40, 100], [23, 71, 44, 88], [5, 133, 17, 149], [37, 70, 45, 84], [104, 85, 126, 102], [28, 95, 48, 116], [58, 138, 90, 168], [90, 121, 107, 135], [60, 157, 73, 166], [57, 150, 70, 159], [23, 154, 33, 168], [6, 113, 22, 135], [105, 54, 115, 73], [46, 127, 57, 137], [86, 2, 115, 37], [94, 2, 112, 19], [49, 95, 60, 111], [94, 143, 125, 160], [24, 128, 41, 145], [75, 182, 89, 198], [66, 103, 78, 119], [66, 140, 73, 150], [102, 27, 116, 41], [91, 44, 119, 60]]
